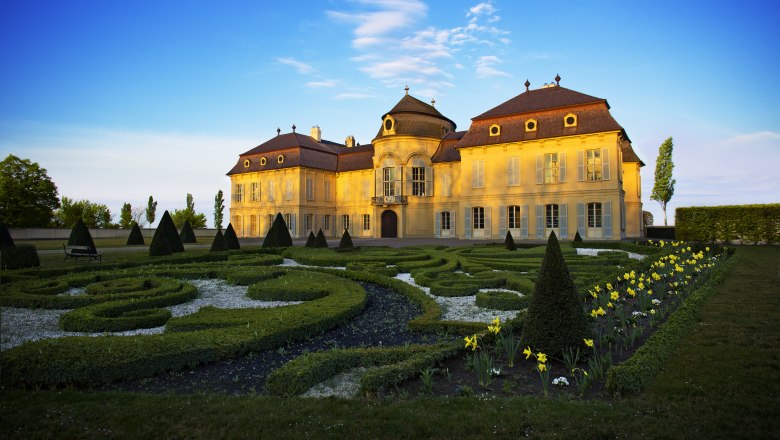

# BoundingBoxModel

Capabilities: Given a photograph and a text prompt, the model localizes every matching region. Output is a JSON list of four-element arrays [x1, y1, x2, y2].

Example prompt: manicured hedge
[[0, 244, 40, 270], [475, 290, 529, 310], [247, 271, 334, 301], [675, 204, 780, 244], [606, 250, 738, 395]]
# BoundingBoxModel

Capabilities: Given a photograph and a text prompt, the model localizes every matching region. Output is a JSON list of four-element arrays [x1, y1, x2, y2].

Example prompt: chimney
[[310, 126, 321, 142], [345, 135, 355, 148]]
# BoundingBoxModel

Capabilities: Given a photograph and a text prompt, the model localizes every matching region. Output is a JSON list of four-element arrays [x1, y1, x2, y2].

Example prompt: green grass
[[1, 246, 777, 438]]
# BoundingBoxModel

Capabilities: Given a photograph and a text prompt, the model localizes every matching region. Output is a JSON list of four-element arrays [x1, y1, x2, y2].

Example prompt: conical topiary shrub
[[127, 222, 145, 245], [304, 231, 316, 248], [505, 230, 517, 251], [149, 226, 173, 256], [262, 213, 293, 248], [338, 229, 353, 249], [179, 220, 197, 244], [314, 229, 328, 248], [521, 231, 591, 355], [158, 211, 184, 253], [573, 230, 583, 243], [210, 229, 229, 252], [224, 223, 241, 250], [0, 223, 14, 249], [68, 218, 96, 252]]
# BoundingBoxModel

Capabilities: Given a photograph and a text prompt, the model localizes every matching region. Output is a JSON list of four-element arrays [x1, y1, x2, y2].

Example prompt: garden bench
[[63, 244, 102, 261]]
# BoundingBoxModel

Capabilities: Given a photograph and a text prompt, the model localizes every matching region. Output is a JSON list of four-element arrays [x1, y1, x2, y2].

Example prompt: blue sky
[[1, 0, 778, 227]]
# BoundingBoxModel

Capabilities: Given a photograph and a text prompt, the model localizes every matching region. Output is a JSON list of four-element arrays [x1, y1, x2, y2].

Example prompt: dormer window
[[260, 157, 267, 166], [277, 154, 285, 164], [525, 119, 537, 132], [382, 115, 396, 135], [489, 124, 501, 137], [564, 113, 577, 127], [243, 159, 250, 168]]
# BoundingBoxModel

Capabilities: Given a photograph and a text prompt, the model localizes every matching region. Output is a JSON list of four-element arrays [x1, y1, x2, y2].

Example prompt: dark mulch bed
[[97, 283, 448, 395]]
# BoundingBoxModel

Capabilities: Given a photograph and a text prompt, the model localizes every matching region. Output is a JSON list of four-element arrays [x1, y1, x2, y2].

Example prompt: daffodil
[[610, 291, 619, 301], [596, 307, 606, 316], [606, 283, 613, 291], [536, 352, 547, 363], [538, 362, 547, 372], [523, 346, 532, 359], [464, 334, 478, 351], [584, 339, 594, 348]]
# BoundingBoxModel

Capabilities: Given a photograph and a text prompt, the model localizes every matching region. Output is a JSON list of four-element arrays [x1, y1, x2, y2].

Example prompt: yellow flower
[[606, 283, 613, 291], [705, 246, 710, 252], [596, 307, 606, 316], [536, 352, 547, 363], [610, 291, 619, 301], [523, 346, 532, 359], [538, 362, 547, 372], [650, 309, 656, 315], [593, 285, 601, 292], [584, 339, 594, 347], [607, 301, 614, 308], [623, 273, 630, 280], [464, 334, 478, 351], [638, 282, 645, 290], [589, 290, 597, 299], [487, 324, 501, 335], [491, 317, 500, 327], [626, 287, 636, 297]]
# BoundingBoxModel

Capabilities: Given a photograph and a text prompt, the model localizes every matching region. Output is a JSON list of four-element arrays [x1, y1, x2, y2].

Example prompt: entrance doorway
[[381, 210, 398, 238]]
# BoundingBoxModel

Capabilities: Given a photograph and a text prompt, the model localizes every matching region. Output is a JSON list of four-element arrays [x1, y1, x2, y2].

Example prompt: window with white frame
[[383, 167, 397, 196], [250, 215, 257, 235], [507, 205, 521, 229], [284, 213, 292, 231], [442, 173, 452, 197], [412, 167, 426, 196], [267, 214, 274, 234], [472, 160, 484, 188], [545, 204, 559, 228], [587, 202, 603, 228], [441, 211, 451, 230], [362, 214, 370, 230], [473, 207, 485, 229], [544, 153, 559, 184], [250, 182, 259, 202], [341, 214, 350, 231], [306, 177, 314, 201], [586, 149, 603, 181], [284, 178, 293, 201], [234, 183, 244, 202], [507, 156, 520, 186]]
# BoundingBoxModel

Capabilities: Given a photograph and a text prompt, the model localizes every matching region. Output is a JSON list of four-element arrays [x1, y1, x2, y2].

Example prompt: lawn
[[1, 244, 777, 439]]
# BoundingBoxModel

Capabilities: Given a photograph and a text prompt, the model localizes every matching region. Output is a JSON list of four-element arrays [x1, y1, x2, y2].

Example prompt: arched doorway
[[381, 210, 398, 238]]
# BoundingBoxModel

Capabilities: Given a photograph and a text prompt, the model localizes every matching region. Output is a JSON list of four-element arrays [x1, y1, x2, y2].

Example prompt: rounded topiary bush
[[521, 231, 591, 355], [210, 229, 229, 252], [314, 229, 328, 248], [338, 229, 353, 249], [304, 231, 316, 248], [179, 220, 197, 244], [127, 222, 145, 245], [1, 244, 40, 270], [224, 223, 240, 249], [262, 213, 292, 248]]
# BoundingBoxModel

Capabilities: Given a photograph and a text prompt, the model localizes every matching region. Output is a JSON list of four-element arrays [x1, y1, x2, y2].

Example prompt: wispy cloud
[[306, 80, 337, 88], [334, 92, 377, 100], [275, 57, 317, 74], [476, 55, 510, 78]]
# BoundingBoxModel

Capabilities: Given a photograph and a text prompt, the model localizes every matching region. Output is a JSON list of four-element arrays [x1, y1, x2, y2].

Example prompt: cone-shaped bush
[[158, 211, 184, 253], [224, 223, 241, 249], [338, 229, 353, 249], [573, 230, 583, 243], [126, 222, 145, 245], [505, 230, 517, 251], [210, 229, 229, 252], [314, 229, 328, 248], [1, 244, 39, 269], [67, 218, 96, 251], [149, 226, 173, 256], [304, 231, 316, 248], [179, 220, 197, 244], [521, 231, 591, 354], [0, 223, 14, 248], [262, 213, 293, 248]]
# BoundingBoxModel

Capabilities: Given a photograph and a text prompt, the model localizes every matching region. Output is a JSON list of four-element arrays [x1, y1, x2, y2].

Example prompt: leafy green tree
[[146, 196, 157, 226], [643, 210, 654, 227], [651, 137, 675, 226], [119, 203, 133, 229], [171, 193, 207, 229], [0, 154, 60, 227], [53, 197, 113, 228], [214, 190, 225, 231]]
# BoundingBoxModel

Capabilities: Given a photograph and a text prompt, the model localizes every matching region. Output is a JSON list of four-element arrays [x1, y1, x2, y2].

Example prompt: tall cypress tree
[[651, 137, 675, 226]]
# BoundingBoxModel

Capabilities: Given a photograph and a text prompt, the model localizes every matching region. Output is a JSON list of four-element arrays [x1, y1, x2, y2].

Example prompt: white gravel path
[[575, 248, 647, 260]]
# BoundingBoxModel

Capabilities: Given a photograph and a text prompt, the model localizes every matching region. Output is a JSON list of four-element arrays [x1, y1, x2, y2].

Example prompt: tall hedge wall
[[675, 204, 780, 244]]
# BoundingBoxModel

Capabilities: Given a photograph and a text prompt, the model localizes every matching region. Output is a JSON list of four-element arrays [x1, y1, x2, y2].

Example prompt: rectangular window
[[507, 205, 521, 229], [284, 179, 293, 201], [507, 157, 520, 186], [284, 213, 292, 231], [250, 182, 259, 202], [306, 177, 314, 200], [545, 204, 559, 228], [383, 167, 396, 196], [544, 153, 559, 184], [267, 181, 275, 202], [267, 214, 274, 234], [587, 202, 603, 228], [412, 167, 426, 196], [441, 211, 451, 230], [586, 149, 603, 181], [305, 213, 314, 231], [233, 183, 244, 202], [472, 160, 484, 188], [473, 207, 485, 229], [341, 214, 350, 231], [324, 180, 331, 201], [324, 215, 331, 231], [362, 214, 370, 231], [363, 180, 371, 200], [250, 215, 257, 235]]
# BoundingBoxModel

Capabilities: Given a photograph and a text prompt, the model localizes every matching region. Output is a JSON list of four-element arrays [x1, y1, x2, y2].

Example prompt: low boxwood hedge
[[247, 271, 335, 301], [475, 290, 529, 310]]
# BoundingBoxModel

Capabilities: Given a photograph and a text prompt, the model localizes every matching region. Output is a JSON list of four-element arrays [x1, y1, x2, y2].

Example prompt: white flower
[[651, 299, 661, 305], [552, 377, 569, 386], [632, 311, 647, 318], [490, 367, 502, 376]]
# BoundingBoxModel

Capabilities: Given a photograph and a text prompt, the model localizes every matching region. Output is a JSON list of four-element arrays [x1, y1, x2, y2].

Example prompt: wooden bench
[[63, 244, 102, 261]]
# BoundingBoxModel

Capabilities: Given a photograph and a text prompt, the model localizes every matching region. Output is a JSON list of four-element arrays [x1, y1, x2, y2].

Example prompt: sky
[[1, 0, 778, 227]]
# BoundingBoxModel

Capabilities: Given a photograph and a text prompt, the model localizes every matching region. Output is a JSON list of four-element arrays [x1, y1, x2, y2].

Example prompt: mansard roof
[[473, 86, 609, 120], [431, 131, 465, 163]]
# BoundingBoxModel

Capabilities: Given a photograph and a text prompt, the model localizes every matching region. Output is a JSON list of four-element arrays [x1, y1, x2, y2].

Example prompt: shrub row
[[605, 250, 738, 395], [475, 290, 529, 310], [675, 204, 780, 243], [344, 261, 399, 277], [0, 244, 40, 270], [247, 271, 337, 301]]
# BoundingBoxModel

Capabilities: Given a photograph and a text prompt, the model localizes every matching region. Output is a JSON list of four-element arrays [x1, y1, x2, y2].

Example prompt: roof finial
[[431, 98, 435, 107], [292, 124, 296, 133], [277, 127, 280, 136], [404, 84, 409, 95], [555, 73, 561, 86], [524, 79, 530, 92]]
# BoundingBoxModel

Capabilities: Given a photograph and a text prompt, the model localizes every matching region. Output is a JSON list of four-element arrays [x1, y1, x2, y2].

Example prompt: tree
[[127, 222, 145, 245], [131, 206, 147, 228], [650, 137, 675, 226], [521, 231, 591, 355], [214, 190, 225, 231], [146, 196, 157, 226], [643, 210, 654, 227], [314, 229, 328, 248], [158, 210, 184, 253], [53, 197, 114, 228], [119, 203, 133, 229], [179, 220, 197, 243], [210, 229, 229, 252], [171, 193, 207, 229], [0, 154, 60, 227]]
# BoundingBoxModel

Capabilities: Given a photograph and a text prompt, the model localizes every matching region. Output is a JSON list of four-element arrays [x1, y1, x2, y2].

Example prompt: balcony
[[371, 195, 407, 206]]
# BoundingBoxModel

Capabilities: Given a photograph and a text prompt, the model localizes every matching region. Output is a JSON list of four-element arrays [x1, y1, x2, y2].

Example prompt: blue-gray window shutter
[[536, 155, 543, 184], [450, 211, 456, 236], [604, 201, 613, 238], [602, 148, 610, 180], [464, 207, 472, 239], [577, 203, 586, 236], [485, 207, 492, 238], [499, 205, 507, 238], [559, 204, 568, 239], [521, 205, 529, 238], [535, 205, 544, 239], [434, 212, 441, 238], [559, 152, 567, 182], [577, 150, 585, 181]]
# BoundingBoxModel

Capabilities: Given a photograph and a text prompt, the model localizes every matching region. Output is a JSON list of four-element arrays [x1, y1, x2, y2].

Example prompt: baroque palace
[[227, 77, 645, 241]]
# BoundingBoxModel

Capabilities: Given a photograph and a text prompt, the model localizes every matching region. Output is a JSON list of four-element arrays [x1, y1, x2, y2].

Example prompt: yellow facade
[[228, 82, 644, 240]]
